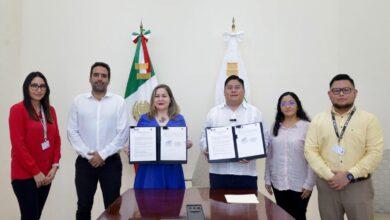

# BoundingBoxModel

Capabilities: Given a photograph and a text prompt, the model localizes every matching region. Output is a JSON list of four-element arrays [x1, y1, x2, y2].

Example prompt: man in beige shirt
[[305, 74, 383, 220]]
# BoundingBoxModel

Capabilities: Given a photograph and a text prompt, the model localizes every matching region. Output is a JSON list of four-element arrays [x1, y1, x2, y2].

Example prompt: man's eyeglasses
[[331, 87, 353, 95], [281, 100, 296, 107], [30, 83, 47, 91]]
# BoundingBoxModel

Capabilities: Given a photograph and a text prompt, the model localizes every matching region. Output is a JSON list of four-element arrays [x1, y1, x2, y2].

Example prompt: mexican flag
[[124, 26, 158, 126], [215, 29, 250, 105]]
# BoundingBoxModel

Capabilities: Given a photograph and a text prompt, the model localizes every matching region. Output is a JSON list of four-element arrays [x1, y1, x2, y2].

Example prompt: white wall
[[1, 0, 389, 219], [0, 0, 22, 219], [338, 0, 390, 136]]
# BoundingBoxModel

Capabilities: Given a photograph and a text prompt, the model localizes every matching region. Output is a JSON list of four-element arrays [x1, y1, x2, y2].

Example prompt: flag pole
[[232, 17, 236, 33], [140, 19, 144, 34], [231, 17, 247, 102]]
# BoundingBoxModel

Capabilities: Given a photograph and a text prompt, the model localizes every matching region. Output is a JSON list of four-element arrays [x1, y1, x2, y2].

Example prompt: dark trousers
[[12, 178, 51, 220], [75, 154, 122, 220], [209, 173, 258, 190], [272, 186, 310, 220]]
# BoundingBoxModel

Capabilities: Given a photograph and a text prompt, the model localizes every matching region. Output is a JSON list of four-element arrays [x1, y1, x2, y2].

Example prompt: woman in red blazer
[[9, 72, 61, 220]]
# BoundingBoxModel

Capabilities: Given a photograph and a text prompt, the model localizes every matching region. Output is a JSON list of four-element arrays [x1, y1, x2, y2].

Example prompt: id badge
[[41, 140, 50, 150], [332, 145, 345, 155]]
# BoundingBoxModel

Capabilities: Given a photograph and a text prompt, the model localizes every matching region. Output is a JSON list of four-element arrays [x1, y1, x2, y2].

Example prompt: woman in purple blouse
[[264, 92, 316, 220]]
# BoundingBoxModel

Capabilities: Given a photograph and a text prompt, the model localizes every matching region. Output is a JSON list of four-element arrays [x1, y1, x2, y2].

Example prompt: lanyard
[[331, 107, 356, 144], [39, 106, 48, 141]]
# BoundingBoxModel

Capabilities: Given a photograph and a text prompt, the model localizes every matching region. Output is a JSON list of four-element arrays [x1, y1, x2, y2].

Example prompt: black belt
[[351, 174, 371, 183]]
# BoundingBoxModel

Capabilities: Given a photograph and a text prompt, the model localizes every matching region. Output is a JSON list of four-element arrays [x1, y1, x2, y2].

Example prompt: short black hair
[[329, 74, 355, 88], [224, 75, 245, 88], [90, 62, 111, 80]]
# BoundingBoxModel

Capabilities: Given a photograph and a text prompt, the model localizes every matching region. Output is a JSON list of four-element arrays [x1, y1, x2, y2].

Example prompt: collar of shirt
[[87, 92, 112, 100], [331, 105, 356, 117], [220, 101, 247, 111]]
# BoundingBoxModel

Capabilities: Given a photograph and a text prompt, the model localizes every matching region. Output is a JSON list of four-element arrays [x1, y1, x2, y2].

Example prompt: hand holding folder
[[206, 122, 266, 163], [129, 126, 188, 164]]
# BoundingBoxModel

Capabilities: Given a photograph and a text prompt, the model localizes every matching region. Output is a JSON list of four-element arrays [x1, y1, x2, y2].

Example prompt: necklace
[[158, 116, 167, 123]]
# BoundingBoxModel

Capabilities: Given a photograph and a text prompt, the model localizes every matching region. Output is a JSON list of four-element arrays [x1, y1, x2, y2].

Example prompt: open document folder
[[206, 122, 266, 163], [129, 126, 187, 164]]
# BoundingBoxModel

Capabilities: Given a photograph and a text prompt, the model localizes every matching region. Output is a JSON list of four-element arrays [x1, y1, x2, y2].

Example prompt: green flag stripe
[[124, 38, 142, 98], [124, 36, 156, 98]]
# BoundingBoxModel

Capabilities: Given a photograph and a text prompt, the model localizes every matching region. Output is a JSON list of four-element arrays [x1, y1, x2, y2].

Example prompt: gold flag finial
[[139, 19, 144, 35], [232, 17, 236, 32]]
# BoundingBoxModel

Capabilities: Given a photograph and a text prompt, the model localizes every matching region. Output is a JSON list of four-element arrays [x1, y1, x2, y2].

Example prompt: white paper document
[[224, 194, 259, 204], [235, 123, 265, 158], [206, 126, 236, 160], [129, 127, 157, 162], [160, 127, 187, 161]]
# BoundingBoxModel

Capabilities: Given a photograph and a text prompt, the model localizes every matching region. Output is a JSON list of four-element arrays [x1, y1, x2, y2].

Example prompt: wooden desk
[[98, 188, 294, 220]]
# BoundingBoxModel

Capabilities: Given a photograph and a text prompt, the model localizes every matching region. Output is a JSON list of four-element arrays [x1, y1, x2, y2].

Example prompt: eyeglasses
[[30, 83, 47, 91], [331, 87, 353, 95], [281, 100, 296, 107]]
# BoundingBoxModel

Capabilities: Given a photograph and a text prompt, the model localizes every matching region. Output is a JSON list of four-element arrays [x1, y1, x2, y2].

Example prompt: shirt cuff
[[302, 183, 314, 191], [52, 163, 60, 169], [79, 151, 92, 160], [98, 150, 108, 161]]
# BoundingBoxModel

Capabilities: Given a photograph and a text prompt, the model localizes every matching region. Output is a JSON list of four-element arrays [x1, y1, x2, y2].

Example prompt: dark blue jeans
[[75, 154, 122, 220], [12, 178, 51, 220]]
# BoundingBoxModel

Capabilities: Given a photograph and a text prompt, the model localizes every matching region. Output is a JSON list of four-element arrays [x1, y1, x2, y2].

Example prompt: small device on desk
[[186, 204, 205, 220]]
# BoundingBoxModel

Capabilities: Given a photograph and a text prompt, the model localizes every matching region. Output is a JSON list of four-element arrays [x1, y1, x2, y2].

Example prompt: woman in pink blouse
[[264, 92, 315, 220]]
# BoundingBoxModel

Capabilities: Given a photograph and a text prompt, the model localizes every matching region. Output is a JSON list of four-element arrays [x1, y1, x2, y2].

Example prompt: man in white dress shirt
[[200, 75, 269, 189], [67, 62, 128, 220]]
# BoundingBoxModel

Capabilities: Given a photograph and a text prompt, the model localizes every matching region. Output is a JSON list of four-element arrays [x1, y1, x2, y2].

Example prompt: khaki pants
[[316, 177, 374, 220]]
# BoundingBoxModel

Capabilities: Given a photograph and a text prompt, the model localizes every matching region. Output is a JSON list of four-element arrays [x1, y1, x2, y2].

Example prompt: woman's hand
[[186, 140, 193, 149], [33, 172, 46, 188], [265, 184, 273, 195], [44, 167, 58, 185]]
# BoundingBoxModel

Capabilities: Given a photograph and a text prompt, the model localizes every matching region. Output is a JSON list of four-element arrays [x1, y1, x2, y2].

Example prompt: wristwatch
[[347, 173, 354, 182]]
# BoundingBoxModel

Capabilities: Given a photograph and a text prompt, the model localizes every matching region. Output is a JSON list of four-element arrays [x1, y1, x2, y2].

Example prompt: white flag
[[215, 31, 250, 105]]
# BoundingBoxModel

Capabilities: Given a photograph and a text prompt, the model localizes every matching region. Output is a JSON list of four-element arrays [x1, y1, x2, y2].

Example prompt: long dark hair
[[272, 92, 309, 136], [23, 72, 53, 123]]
